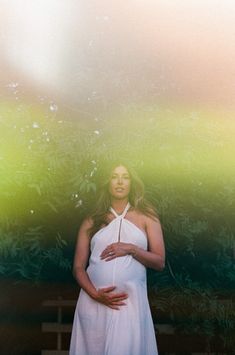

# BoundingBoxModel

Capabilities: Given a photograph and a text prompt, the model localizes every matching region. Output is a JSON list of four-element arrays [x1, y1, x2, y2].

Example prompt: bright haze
[[0, 0, 235, 116]]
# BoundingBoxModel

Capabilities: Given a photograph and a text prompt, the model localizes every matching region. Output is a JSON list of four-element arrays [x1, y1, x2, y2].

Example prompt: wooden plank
[[42, 322, 175, 335], [41, 351, 69, 355], [42, 323, 72, 333], [42, 300, 76, 307]]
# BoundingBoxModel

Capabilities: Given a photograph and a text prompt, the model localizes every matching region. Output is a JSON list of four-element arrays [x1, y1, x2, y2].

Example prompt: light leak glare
[[1, 1, 234, 107]]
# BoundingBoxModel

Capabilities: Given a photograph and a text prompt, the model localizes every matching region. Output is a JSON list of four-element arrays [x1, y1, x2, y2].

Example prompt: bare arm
[[73, 218, 128, 309], [73, 217, 98, 299], [100, 216, 165, 271]]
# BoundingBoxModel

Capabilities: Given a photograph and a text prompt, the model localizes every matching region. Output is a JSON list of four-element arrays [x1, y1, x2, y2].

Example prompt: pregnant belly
[[87, 255, 146, 290]]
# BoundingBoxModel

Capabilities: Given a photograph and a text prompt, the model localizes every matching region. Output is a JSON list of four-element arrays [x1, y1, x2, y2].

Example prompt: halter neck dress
[[69, 202, 158, 355]]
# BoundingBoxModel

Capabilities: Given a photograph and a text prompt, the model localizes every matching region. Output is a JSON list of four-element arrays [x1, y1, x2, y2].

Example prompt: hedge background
[[0, 101, 234, 352]]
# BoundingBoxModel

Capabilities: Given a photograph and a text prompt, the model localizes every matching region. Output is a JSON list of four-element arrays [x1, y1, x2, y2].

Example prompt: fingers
[[109, 292, 128, 300], [108, 299, 127, 310], [103, 255, 116, 262], [100, 254, 116, 261], [110, 299, 127, 306], [100, 242, 129, 260], [100, 253, 115, 260], [100, 243, 118, 258], [108, 305, 120, 310], [97, 286, 128, 310], [100, 247, 117, 260], [99, 287, 128, 299], [100, 248, 115, 259], [101, 286, 116, 293], [108, 303, 126, 310]]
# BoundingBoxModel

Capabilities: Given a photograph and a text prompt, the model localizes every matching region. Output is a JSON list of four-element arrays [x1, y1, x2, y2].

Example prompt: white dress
[[69, 202, 158, 355]]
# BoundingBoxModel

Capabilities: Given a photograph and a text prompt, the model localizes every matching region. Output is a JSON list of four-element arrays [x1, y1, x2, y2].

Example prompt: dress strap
[[110, 202, 131, 219]]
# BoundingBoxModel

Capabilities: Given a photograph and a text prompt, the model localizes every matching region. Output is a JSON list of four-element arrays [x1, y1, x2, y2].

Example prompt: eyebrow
[[112, 173, 130, 176]]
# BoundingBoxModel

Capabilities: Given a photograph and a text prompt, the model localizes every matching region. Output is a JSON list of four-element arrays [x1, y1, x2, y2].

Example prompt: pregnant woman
[[69, 162, 165, 355]]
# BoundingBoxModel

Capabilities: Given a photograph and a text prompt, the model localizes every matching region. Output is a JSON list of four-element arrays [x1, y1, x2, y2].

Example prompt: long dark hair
[[87, 160, 159, 238]]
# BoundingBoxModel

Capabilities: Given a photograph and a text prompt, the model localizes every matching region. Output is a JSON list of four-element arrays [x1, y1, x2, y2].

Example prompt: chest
[[107, 211, 146, 236]]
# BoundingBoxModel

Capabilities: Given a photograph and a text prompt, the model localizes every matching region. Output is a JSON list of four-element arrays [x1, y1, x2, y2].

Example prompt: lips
[[115, 188, 124, 192]]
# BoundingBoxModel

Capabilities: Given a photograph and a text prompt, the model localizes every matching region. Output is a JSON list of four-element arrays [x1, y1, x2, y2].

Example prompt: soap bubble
[[32, 122, 39, 128], [50, 103, 58, 112], [75, 199, 83, 207], [7, 82, 19, 89]]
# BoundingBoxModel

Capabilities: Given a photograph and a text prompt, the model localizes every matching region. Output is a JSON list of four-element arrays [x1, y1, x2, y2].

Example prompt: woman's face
[[109, 165, 131, 200]]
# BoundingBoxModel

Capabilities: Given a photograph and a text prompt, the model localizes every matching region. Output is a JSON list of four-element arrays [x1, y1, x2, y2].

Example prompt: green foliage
[[151, 284, 235, 350], [0, 223, 71, 281], [0, 101, 235, 350]]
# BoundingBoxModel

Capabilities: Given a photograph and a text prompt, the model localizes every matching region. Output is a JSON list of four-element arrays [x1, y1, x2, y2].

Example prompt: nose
[[117, 176, 123, 184]]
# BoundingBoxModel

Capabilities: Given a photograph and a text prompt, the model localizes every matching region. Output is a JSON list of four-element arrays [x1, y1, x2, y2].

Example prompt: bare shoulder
[[126, 207, 165, 265], [129, 208, 146, 220], [144, 213, 161, 227], [131, 207, 162, 236], [81, 216, 94, 229], [127, 208, 160, 236], [77, 216, 94, 239], [127, 208, 146, 227], [144, 214, 163, 239], [131, 208, 160, 226]]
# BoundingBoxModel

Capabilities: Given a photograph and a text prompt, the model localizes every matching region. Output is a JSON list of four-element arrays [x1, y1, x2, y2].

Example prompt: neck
[[111, 198, 129, 214]]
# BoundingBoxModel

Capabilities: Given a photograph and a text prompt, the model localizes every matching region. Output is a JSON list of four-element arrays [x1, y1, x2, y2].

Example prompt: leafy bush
[[0, 101, 234, 349]]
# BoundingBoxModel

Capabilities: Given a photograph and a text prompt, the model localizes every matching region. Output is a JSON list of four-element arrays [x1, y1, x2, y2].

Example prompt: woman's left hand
[[100, 242, 133, 261]]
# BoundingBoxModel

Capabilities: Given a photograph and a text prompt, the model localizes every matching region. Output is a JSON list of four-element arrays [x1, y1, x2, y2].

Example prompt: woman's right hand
[[93, 286, 128, 310]]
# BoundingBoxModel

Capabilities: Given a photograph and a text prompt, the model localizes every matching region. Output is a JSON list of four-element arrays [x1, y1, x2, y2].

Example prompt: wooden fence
[[41, 296, 230, 354], [41, 297, 76, 355]]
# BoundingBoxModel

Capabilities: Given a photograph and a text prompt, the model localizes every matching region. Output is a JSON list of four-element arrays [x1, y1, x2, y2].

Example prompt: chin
[[115, 196, 127, 200], [114, 195, 129, 200]]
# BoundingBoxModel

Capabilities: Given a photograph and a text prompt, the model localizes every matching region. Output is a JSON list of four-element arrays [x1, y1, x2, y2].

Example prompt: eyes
[[111, 174, 130, 180]]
